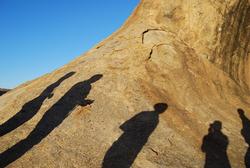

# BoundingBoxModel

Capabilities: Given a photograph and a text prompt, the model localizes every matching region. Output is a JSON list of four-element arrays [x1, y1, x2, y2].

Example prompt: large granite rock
[[0, 0, 249, 167]]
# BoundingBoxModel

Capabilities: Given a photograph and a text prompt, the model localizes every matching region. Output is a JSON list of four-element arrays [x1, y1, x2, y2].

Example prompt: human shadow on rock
[[0, 74, 103, 168], [102, 103, 168, 168], [201, 120, 231, 168], [238, 108, 250, 168], [0, 72, 75, 137]]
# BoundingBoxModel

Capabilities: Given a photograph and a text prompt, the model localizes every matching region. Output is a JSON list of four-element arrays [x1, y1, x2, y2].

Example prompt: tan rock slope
[[0, 0, 249, 167]]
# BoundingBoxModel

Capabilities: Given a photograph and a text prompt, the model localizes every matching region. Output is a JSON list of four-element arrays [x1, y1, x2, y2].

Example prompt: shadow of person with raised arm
[[0, 74, 103, 168], [238, 108, 250, 168], [201, 121, 231, 168], [102, 103, 168, 168], [0, 71, 75, 137]]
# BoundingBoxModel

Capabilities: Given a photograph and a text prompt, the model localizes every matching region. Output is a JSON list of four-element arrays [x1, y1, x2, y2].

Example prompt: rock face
[[0, 89, 10, 96], [0, 0, 249, 167]]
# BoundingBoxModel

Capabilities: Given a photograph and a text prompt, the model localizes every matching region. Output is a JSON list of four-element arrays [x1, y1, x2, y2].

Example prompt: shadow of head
[[154, 103, 168, 114], [209, 120, 222, 132], [88, 74, 103, 83], [71, 74, 103, 91], [59, 72, 76, 81], [238, 108, 245, 116]]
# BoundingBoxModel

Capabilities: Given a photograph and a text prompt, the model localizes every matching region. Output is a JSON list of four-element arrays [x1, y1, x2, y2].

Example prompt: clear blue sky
[[0, 0, 139, 88]]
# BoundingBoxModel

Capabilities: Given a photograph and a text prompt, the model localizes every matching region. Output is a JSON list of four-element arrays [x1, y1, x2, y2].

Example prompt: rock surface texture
[[0, 0, 249, 167]]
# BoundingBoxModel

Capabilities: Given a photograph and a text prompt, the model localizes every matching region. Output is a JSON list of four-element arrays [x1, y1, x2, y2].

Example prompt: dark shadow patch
[[102, 103, 168, 168], [0, 89, 10, 96], [0, 74, 103, 167], [201, 120, 231, 168], [238, 108, 250, 168], [0, 72, 76, 137]]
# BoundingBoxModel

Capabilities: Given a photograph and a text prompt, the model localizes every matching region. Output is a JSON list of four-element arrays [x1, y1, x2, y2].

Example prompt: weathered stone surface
[[0, 0, 249, 167]]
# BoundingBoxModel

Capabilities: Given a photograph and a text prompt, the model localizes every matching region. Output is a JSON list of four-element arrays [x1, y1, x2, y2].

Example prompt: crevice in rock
[[141, 28, 175, 44], [149, 147, 159, 155], [146, 43, 172, 60], [142, 28, 162, 44], [147, 46, 154, 60]]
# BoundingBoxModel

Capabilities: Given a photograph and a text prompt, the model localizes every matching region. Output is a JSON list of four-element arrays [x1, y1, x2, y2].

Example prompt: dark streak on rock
[[214, 0, 250, 88], [0, 89, 10, 96]]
